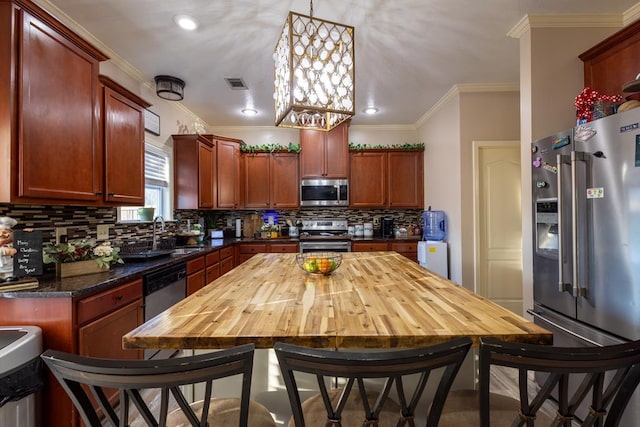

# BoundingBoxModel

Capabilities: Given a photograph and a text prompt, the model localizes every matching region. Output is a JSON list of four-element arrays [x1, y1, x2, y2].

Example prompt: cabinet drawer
[[206, 250, 220, 265], [390, 242, 417, 253], [220, 246, 234, 259], [187, 256, 205, 274], [270, 243, 298, 253], [239, 244, 267, 254], [77, 279, 142, 325], [221, 257, 234, 275], [352, 242, 388, 252]]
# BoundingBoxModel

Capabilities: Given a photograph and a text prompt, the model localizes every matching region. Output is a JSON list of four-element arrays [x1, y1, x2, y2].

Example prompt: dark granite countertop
[[0, 239, 237, 299], [1, 235, 422, 299]]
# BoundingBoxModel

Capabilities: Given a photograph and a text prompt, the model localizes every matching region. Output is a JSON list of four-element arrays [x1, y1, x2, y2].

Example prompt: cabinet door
[[350, 152, 386, 208], [20, 11, 101, 202], [103, 86, 144, 204], [78, 299, 143, 359], [198, 142, 215, 208], [388, 151, 423, 208], [187, 270, 206, 296], [324, 122, 349, 178], [270, 153, 299, 208], [244, 153, 270, 208], [299, 129, 326, 178], [299, 122, 349, 179], [217, 139, 240, 208]]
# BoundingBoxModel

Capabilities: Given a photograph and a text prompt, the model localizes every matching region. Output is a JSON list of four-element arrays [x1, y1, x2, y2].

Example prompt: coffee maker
[[381, 218, 395, 238]]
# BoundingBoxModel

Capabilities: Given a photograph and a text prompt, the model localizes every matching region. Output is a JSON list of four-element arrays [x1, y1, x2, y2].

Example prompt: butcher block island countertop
[[123, 252, 551, 350]]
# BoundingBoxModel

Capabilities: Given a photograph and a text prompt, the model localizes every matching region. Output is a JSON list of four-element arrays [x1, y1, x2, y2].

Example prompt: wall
[[459, 90, 520, 288], [417, 86, 520, 288], [417, 93, 462, 283]]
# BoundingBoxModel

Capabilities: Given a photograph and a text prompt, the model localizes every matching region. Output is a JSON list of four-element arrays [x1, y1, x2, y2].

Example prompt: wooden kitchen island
[[124, 252, 551, 350]]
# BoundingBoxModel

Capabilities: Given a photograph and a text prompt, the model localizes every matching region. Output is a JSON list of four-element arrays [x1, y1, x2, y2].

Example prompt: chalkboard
[[12, 230, 43, 277]]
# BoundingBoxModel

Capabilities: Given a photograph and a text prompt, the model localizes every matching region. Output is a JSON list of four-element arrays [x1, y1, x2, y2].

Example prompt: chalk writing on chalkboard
[[13, 230, 43, 277]]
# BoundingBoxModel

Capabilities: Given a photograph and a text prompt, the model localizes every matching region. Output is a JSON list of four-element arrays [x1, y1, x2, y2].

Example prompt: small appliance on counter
[[381, 218, 395, 238]]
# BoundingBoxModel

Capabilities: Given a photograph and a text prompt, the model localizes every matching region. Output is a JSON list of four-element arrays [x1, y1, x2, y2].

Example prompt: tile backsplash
[[0, 204, 424, 244]]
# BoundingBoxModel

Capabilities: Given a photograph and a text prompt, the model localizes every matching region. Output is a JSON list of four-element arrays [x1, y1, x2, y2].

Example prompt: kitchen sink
[[120, 249, 176, 260]]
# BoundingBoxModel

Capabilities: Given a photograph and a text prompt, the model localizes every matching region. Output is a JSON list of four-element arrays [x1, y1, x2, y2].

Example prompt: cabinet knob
[[108, 192, 115, 196], [95, 191, 103, 195], [114, 295, 123, 301]]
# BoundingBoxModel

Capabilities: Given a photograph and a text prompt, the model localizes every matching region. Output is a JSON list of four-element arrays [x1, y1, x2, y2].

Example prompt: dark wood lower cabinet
[[0, 279, 143, 427]]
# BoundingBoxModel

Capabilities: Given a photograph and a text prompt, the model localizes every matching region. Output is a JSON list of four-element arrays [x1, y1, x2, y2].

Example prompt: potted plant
[[204, 212, 221, 237], [43, 238, 123, 278]]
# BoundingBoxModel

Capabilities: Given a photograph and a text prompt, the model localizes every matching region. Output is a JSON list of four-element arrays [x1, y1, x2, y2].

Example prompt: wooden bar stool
[[41, 344, 276, 427], [440, 337, 640, 426], [274, 337, 472, 427]]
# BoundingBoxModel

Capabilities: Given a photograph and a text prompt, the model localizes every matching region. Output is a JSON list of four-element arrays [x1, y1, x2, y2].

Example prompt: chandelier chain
[[310, 0, 313, 17]]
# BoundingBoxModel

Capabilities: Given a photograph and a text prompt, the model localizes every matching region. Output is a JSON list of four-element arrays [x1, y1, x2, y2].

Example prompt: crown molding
[[624, 3, 640, 26], [508, 13, 623, 38], [415, 83, 519, 128]]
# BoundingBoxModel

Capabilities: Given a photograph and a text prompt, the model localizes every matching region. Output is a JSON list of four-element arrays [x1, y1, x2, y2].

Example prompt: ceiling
[[38, 0, 639, 127]]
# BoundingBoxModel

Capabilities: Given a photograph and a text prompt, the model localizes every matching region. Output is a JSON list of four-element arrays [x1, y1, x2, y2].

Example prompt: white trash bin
[[0, 326, 43, 427]]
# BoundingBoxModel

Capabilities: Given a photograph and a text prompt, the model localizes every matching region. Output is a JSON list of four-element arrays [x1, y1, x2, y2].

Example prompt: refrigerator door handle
[[556, 154, 571, 293], [571, 151, 589, 298]]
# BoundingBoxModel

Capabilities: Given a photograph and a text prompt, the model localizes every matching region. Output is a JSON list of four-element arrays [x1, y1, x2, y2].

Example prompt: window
[[119, 144, 171, 221]]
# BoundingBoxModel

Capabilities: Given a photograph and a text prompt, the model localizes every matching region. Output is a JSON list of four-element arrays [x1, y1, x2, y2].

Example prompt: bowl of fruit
[[296, 252, 343, 275]]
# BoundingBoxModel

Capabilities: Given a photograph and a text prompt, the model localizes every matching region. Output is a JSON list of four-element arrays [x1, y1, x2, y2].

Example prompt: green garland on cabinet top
[[349, 142, 425, 151], [240, 142, 301, 153]]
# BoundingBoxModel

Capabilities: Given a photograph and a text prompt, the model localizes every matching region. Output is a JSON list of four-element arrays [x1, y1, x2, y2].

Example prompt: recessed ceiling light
[[363, 107, 379, 114], [242, 108, 258, 116], [173, 14, 198, 31]]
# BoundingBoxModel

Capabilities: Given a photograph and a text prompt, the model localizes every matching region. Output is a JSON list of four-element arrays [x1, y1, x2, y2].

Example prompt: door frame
[[472, 140, 521, 296]]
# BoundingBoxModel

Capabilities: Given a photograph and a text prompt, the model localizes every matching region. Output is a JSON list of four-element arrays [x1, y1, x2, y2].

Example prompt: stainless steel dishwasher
[[143, 262, 186, 360]]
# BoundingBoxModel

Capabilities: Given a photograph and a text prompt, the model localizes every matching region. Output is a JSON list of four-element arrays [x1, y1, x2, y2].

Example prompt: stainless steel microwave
[[300, 179, 349, 207]]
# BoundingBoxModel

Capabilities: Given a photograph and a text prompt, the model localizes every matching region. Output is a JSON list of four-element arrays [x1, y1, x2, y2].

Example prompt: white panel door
[[475, 141, 523, 314]]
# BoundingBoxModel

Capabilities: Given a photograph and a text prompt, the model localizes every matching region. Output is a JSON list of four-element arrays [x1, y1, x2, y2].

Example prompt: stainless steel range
[[299, 219, 351, 253]]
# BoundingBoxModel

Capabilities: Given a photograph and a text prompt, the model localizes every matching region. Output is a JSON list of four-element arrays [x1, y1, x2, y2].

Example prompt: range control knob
[[536, 181, 547, 188]]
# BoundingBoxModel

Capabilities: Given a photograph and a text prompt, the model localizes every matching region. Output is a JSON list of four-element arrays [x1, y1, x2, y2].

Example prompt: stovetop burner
[[299, 219, 351, 239], [299, 233, 352, 240]]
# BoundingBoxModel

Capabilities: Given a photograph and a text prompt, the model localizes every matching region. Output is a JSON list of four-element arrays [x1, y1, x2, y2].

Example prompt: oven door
[[299, 240, 351, 253]]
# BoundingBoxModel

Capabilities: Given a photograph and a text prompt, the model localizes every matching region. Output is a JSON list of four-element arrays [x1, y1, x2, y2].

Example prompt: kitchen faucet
[[152, 216, 165, 250]]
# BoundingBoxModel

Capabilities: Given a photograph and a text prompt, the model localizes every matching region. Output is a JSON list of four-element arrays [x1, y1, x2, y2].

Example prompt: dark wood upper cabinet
[[580, 20, 640, 96], [173, 134, 215, 209], [243, 152, 299, 209], [0, 2, 108, 204], [174, 134, 242, 210], [216, 137, 241, 209], [100, 76, 150, 205], [299, 120, 349, 178], [349, 151, 387, 207], [350, 149, 423, 209], [387, 151, 424, 208]]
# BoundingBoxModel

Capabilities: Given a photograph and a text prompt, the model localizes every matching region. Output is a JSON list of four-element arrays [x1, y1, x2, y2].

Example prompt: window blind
[[145, 148, 168, 188]]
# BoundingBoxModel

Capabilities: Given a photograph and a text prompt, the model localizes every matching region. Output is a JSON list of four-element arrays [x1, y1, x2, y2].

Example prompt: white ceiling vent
[[224, 78, 248, 90]]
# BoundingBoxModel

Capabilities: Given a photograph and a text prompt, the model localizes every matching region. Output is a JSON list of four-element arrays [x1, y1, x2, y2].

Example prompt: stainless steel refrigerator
[[529, 107, 640, 423]]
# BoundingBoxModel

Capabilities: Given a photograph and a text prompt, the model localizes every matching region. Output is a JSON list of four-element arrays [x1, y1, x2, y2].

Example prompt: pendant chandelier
[[273, 0, 355, 131]]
